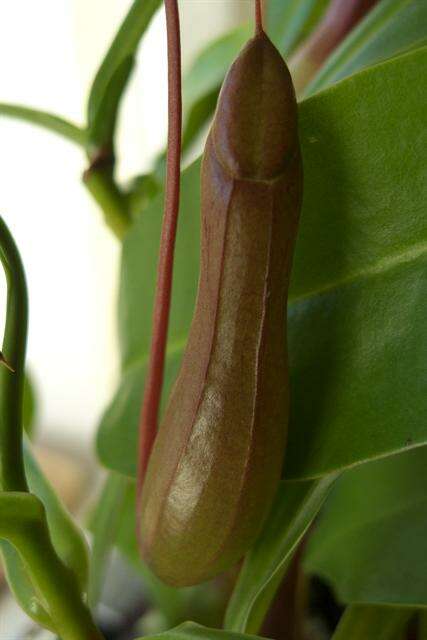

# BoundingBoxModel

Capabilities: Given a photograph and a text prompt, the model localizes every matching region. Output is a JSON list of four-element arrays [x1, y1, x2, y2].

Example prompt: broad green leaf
[[267, 0, 329, 54], [97, 47, 427, 481], [305, 0, 427, 96], [225, 474, 338, 634], [87, 0, 161, 146], [24, 442, 89, 594], [136, 621, 268, 640], [126, 173, 162, 219], [87, 472, 128, 607], [331, 605, 414, 639], [0, 104, 85, 146], [305, 446, 427, 608]]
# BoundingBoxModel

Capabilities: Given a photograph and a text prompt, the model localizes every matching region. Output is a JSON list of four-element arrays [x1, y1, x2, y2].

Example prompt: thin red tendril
[[137, 0, 182, 505], [255, 0, 264, 34]]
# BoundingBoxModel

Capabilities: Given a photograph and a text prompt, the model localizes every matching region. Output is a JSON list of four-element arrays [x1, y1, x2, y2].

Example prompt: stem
[[83, 155, 131, 240], [137, 0, 182, 495], [255, 0, 264, 34], [0, 493, 104, 640], [0, 218, 29, 492]]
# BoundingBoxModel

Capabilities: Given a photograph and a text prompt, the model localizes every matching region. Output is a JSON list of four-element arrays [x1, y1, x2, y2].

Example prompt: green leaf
[[304, 446, 427, 608], [24, 442, 89, 594], [331, 605, 414, 639], [305, 0, 427, 96], [225, 474, 338, 634], [97, 47, 427, 481], [0, 104, 85, 146], [87, 472, 128, 607], [0, 540, 54, 630], [87, 0, 161, 148], [87, 56, 134, 153], [0, 492, 100, 639], [266, 0, 329, 54], [136, 621, 268, 640]]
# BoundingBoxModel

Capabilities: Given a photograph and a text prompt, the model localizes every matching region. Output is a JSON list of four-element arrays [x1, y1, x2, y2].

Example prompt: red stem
[[255, 0, 264, 34], [137, 0, 182, 499]]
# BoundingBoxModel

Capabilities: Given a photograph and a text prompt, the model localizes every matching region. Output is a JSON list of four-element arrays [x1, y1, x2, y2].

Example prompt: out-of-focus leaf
[[136, 621, 268, 640], [0, 104, 85, 146], [24, 442, 89, 594], [125, 173, 162, 219], [419, 613, 427, 638], [305, 0, 427, 96], [87, 56, 134, 153], [305, 446, 427, 608], [97, 48, 427, 481], [0, 540, 54, 630], [225, 474, 338, 634], [0, 492, 94, 638], [267, 0, 329, 54], [87, 0, 161, 149], [87, 472, 128, 607], [331, 605, 414, 639]]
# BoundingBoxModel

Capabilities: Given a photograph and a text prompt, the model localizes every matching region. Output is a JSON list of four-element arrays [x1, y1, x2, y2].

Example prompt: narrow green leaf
[[225, 474, 338, 634], [97, 48, 427, 481], [87, 56, 134, 152], [0, 540, 54, 630], [24, 442, 89, 595], [305, 446, 427, 608], [305, 0, 427, 96], [0, 103, 85, 146], [87, 0, 161, 142], [87, 472, 127, 607], [266, 0, 328, 54], [331, 605, 414, 639], [137, 621, 268, 640], [0, 492, 101, 639]]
